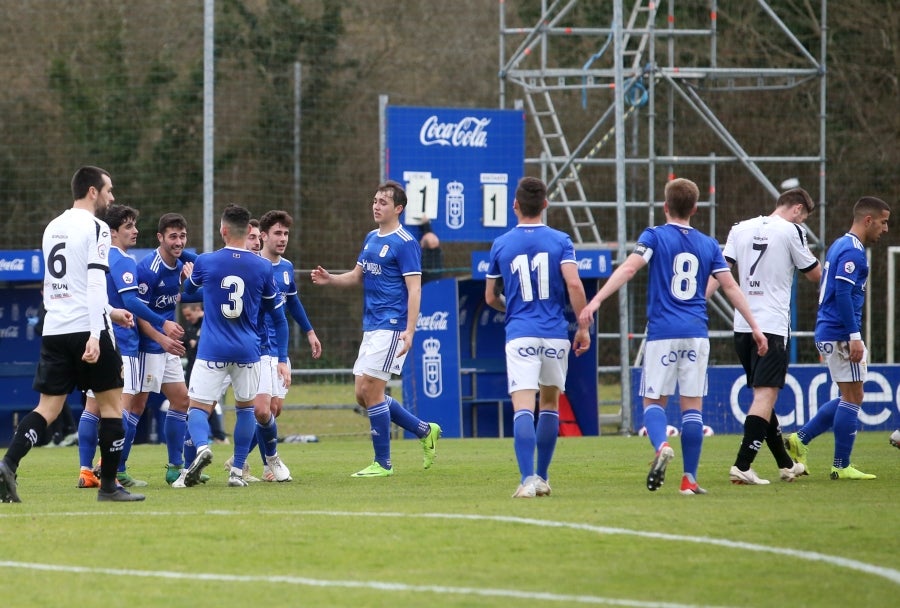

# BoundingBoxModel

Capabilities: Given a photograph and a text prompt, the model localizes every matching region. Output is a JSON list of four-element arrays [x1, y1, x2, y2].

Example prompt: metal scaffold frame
[[499, 0, 827, 433]]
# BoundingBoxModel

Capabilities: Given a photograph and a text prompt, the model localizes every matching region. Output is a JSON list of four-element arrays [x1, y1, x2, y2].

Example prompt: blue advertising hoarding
[[386, 106, 525, 243], [630, 364, 900, 433], [402, 278, 463, 437], [0, 249, 43, 281], [471, 249, 613, 279]]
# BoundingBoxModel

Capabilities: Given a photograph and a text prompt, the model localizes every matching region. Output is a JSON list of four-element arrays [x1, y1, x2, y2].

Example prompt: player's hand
[[752, 330, 769, 357], [572, 328, 591, 357], [310, 266, 330, 285], [848, 339, 865, 363], [578, 303, 597, 328], [163, 319, 185, 340], [82, 337, 100, 364], [110, 308, 134, 328], [181, 261, 194, 281], [396, 332, 412, 357], [161, 336, 186, 357], [277, 362, 291, 387], [307, 330, 322, 359]]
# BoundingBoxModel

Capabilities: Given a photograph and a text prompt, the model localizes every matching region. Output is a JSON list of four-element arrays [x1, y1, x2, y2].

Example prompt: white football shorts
[[641, 337, 710, 399], [504, 337, 569, 393], [353, 330, 408, 382], [137, 351, 186, 394], [815, 340, 868, 383], [257, 354, 289, 398], [189, 359, 261, 405]]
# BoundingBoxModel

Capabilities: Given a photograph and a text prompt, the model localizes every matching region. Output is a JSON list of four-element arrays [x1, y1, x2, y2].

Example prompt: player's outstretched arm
[[120, 290, 181, 339], [311, 264, 363, 287], [108, 307, 134, 329], [579, 253, 646, 326]]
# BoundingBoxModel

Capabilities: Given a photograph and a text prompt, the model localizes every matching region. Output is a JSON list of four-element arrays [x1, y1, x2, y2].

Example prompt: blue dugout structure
[[0, 250, 56, 445], [0, 248, 173, 446], [402, 249, 612, 438]]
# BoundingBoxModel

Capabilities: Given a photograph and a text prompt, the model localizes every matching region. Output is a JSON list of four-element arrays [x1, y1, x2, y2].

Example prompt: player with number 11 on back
[[485, 176, 591, 498]]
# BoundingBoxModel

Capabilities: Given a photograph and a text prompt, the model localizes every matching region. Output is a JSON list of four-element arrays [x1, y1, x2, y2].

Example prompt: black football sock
[[734, 414, 768, 471], [97, 417, 125, 492], [4, 411, 49, 472], [765, 411, 795, 469]]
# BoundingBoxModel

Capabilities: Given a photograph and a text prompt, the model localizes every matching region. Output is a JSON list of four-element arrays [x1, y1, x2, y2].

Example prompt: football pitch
[[1, 431, 897, 607]]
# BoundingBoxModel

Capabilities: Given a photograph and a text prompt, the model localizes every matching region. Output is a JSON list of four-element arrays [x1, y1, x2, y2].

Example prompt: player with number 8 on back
[[578, 178, 768, 496]]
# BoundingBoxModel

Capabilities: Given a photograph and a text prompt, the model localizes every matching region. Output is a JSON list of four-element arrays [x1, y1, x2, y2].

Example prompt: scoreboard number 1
[[482, 183, 507, 227]]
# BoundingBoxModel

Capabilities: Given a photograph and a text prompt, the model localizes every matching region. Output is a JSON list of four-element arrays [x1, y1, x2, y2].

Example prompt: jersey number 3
[[220, 275, 245, 318]]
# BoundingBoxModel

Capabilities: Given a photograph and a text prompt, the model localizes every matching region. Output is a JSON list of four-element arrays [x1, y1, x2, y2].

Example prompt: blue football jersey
[[357, 227, 421, 332], [106, 247, 141, 356], [486, 224, 576, 341], [636, 223, 729, 340], [136, 249, 187, 354], [263, 257, 296, 352], [815, 232, 868, 341], [187, 246, 281, 363]]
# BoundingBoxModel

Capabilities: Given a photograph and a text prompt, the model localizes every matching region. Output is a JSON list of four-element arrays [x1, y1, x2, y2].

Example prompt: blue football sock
[[643, 404, 669, 451], [513, 409, 536, 483], [680, 409, 704, 479], [240, 430, 263, 466], [535, 410, 559, 481], [77, 411, 100, 469], [186, 408, 210, 453], [367, 401, 392, 469], [231, 407, 256, 470], [387, 396, 429, 438], [164, 410, 189, 467], [253, 428, 267, 465], [257, 414, 279, 459], [832, 400, 860, 469], [798, 397, 839, 444], [183, 437, 197, 468], [119, 412, 139, 473]]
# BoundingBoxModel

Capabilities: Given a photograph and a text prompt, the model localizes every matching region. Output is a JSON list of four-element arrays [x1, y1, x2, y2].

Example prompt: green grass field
[[1, 426, 898, 607]]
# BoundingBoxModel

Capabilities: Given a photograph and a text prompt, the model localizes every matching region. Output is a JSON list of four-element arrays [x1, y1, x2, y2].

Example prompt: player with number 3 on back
[[578, 178, 768, 495]]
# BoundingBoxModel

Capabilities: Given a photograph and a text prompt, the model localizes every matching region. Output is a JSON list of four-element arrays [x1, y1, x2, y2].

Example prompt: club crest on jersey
[[282, 271, 290, 284], [843, 261, 855, 273], [137, 282, 148, 295], [379, 244, 390, 258]]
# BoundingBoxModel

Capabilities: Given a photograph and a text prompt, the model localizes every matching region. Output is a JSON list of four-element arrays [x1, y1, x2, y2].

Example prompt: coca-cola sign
[[419, 116, 490, 148], [416, 311, 450, 331], [0, 258, 25, 272]]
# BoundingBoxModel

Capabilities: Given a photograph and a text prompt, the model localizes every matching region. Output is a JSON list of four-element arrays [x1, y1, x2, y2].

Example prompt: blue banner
[[0, 250, 43, 281], [630, 364, 900, 433], [472, 249, 613, 279], [386, 106, 525, 243]]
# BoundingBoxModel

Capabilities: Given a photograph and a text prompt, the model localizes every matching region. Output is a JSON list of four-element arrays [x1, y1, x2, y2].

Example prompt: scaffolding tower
[[499, 0, 827, 432]]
